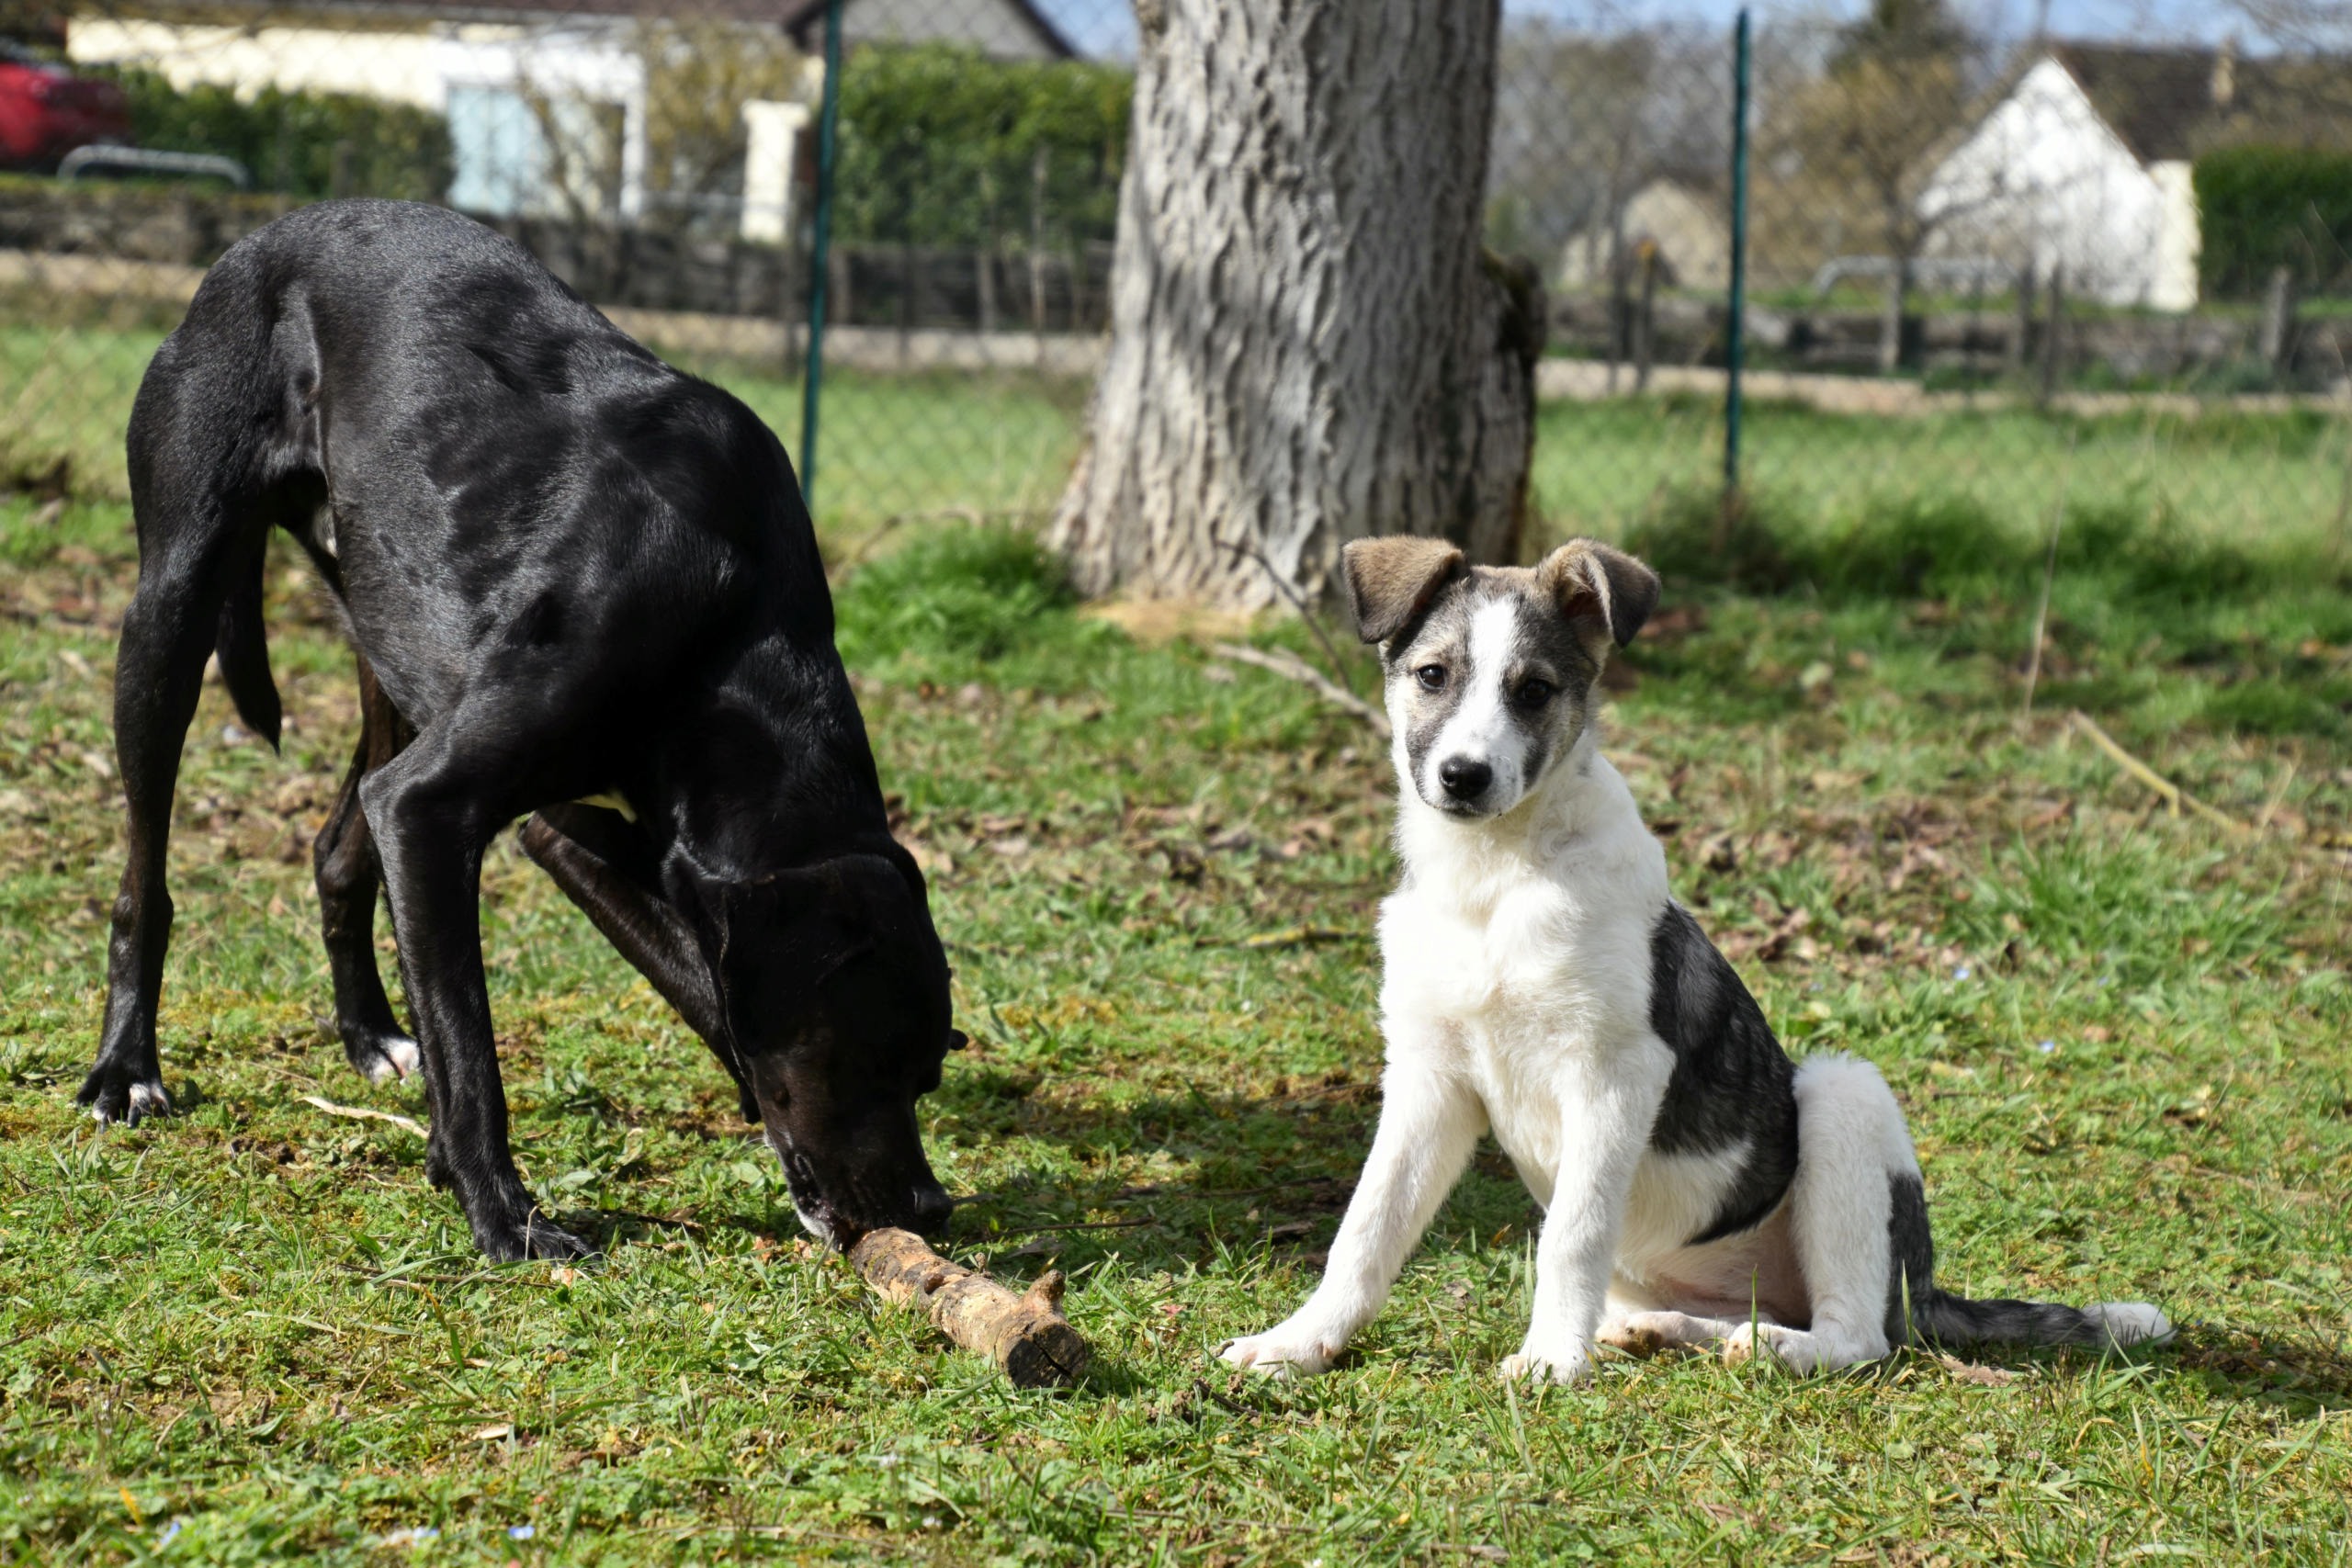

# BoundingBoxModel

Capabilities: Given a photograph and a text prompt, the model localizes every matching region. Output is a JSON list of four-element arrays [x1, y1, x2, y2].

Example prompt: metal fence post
[[797, 0, 846, 513], [1724, 6, 1751, 502]]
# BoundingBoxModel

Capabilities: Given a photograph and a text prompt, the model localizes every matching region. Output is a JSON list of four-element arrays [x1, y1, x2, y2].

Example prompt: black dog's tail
[[213, 532, 282, 750]]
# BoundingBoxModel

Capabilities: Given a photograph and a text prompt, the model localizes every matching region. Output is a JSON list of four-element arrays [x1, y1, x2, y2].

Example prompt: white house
[[1917, 43, 2273, 312], [66, 0, 1075, 232], [1557, 178, 1729, 291]]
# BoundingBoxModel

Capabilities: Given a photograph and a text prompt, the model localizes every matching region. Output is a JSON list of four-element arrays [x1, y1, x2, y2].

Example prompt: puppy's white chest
[[1378, 886, 1575, 1024]]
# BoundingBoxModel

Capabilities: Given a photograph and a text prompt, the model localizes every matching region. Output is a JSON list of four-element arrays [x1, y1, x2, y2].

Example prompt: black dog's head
[[701, 852, 959, 1247]]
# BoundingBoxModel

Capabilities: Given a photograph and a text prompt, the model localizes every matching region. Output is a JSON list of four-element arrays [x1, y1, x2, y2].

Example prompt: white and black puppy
[[1221, 536, 2171, 1383]]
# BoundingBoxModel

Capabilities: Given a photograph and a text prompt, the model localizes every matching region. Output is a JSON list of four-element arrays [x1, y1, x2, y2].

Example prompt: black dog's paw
[[76, 1064, 173, 1125], [342, 1028, 423, 1087], [471, 1204, 598, 1263]]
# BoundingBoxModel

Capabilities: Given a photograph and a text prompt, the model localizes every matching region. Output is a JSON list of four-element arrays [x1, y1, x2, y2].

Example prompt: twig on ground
[[981, 1217, 1156, 1238], [300, 1094, 425, 1137], [1195, 925, 1368, 950], [1211, 642, 1392, 740], [850, 1227, 1092, 1387], [2256, 760, 2300, 832], [1220, 540, 1360, 695], [2019, 437, 2075, 724], [2066, 711, 2250, 837]]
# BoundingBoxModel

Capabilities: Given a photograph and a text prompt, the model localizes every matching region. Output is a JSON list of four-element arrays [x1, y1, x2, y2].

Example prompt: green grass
[[2, 479, 2347, 1562], [13, 311, 2352, 578], [0, 321, 1091, 540]]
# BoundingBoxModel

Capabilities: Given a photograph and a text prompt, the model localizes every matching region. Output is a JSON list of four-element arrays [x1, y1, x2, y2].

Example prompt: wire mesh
[[3, 1, 2348, 567]]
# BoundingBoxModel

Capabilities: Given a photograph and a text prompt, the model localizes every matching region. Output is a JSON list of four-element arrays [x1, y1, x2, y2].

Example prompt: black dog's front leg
[[359, 728, 592, 1262], [519, 806, 754, 1121]]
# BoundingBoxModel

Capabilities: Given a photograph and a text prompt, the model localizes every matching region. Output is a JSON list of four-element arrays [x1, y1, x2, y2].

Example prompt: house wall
[[1918, 57, 2188, 310], [2149, 160, 2199, 313], [1558, 181, 1728, 291], [67, 19, 649, 221]]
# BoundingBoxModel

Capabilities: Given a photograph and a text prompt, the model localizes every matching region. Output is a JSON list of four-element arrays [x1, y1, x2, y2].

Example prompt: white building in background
[[1557, 177, 1729, 291], [66, 0, 1076, 231], [1916, 42, 2319, 312]]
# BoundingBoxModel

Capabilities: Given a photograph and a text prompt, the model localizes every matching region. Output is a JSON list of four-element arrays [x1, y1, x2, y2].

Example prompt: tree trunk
[[1049, 0, 1544, 609]]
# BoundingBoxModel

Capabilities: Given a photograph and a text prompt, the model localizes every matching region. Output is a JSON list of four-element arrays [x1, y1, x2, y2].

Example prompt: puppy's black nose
[[1439, 758, 1493, 801]]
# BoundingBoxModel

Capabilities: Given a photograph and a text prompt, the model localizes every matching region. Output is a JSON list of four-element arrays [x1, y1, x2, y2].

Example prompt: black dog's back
[[137, 199, 828, 757]]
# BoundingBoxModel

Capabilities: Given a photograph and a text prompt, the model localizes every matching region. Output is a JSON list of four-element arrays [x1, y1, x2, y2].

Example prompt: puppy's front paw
[[1220, 1323, 1340, 1379], [1720, 1321, 1829, 1371], [1498, 1341, 1592, 1385]]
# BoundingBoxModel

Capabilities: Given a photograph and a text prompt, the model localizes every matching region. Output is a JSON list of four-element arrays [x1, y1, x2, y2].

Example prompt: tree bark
[[1049, 0, 1544, 609]]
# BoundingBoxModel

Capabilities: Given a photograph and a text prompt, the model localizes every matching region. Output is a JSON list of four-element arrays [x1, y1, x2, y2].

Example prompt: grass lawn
[[12, 313, 2352, 570], [1, 467, 2347, 1564]]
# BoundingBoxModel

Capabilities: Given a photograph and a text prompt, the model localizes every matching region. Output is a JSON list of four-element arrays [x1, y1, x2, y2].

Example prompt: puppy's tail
[[1910, 1288, 2173, 1352], [213, 531, 282, 750], [1888, 1174, 2171, 1352]]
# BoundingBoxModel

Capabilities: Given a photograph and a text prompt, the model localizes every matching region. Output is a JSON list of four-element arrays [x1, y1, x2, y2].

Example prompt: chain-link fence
[[5, 0, 2349, 564]]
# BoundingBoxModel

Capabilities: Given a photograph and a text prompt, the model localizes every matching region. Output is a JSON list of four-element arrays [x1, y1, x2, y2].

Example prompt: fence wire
[[4, 0, 2349, 570]]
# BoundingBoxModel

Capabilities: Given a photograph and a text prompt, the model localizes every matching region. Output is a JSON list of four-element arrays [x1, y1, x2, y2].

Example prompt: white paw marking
[[1722, 1322, 1877, 1373], [1220, 1328, 1337, 1379], [2087, 1302, 2175, 1347], [126, 1081, 172, 1122], [379, 1036, 422, 1082], [1498, 1345, 1592, 1385]]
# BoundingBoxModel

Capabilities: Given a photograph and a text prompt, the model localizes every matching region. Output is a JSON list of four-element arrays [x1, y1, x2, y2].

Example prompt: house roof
[[780, 0, 1074, 59], [2046, 43, 2239, 163], [66, 0, 1077, 50], [2035, 42, 2352, 164]]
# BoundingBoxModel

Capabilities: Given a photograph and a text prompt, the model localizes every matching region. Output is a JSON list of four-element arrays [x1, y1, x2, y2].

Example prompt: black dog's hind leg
[[81, 505, 256, 1122], [314, 653, 422, 1085], [360, 704, 597, 1262], [519, 805, 754, 1121]]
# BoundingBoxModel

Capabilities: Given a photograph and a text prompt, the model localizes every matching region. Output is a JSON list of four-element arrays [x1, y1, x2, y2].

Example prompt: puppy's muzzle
[[1438, 757, 1494, 805]]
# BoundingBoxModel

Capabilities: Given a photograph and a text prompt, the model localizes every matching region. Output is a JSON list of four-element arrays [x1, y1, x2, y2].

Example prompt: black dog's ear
[[1342, 536, 1464, 645], [1534, 539, 1660, 650], [704, 856, 901, 1043]]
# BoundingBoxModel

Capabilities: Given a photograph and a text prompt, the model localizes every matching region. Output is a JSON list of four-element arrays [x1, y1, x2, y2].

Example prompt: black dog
[[81, 199, 959, 1260]]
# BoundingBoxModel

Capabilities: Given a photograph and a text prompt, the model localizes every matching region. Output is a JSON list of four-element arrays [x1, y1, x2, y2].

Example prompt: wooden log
[[849, 1228, 1091, 1388]]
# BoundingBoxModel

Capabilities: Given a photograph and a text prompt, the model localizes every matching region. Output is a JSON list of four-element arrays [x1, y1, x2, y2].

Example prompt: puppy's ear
[[1535, 540, 1660, 650], [1342, 536, 1464, 645]]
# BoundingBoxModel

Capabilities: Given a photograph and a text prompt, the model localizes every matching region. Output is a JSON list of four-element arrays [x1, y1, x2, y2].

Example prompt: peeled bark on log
[[1049, 0, 1544, 611], [849, 1228, 1091, 1388]]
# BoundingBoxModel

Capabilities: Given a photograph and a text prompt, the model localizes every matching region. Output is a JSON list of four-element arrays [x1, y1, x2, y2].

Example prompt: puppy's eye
[[1415, 664, 1447, 692], [1515, 680, 1555, 708]]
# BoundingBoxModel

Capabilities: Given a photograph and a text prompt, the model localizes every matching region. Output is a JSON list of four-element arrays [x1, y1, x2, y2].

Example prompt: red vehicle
[[0, 43, 131, 171]]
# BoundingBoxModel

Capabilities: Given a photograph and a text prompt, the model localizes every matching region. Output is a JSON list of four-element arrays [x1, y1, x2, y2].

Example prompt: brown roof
[[2045, 42, 2352, 163], [74, 0, 1074, 40], [780, 0, 1074, 58]]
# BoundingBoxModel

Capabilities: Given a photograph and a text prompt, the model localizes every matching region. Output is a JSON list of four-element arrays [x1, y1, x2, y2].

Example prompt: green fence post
[[1724, 6, 1750, 502], [797, 0, 846, 513]]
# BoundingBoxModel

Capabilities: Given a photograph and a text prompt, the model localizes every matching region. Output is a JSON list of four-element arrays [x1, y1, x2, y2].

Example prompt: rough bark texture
[[850, 1229, 1091, 1388], [1048, 0, 1544, 609]]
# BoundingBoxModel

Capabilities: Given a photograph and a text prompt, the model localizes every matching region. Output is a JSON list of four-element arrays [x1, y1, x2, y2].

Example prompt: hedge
[[2194, 144, 2352, 299], [834, 43, 1131, 249], [94, 66, 452, 203]]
